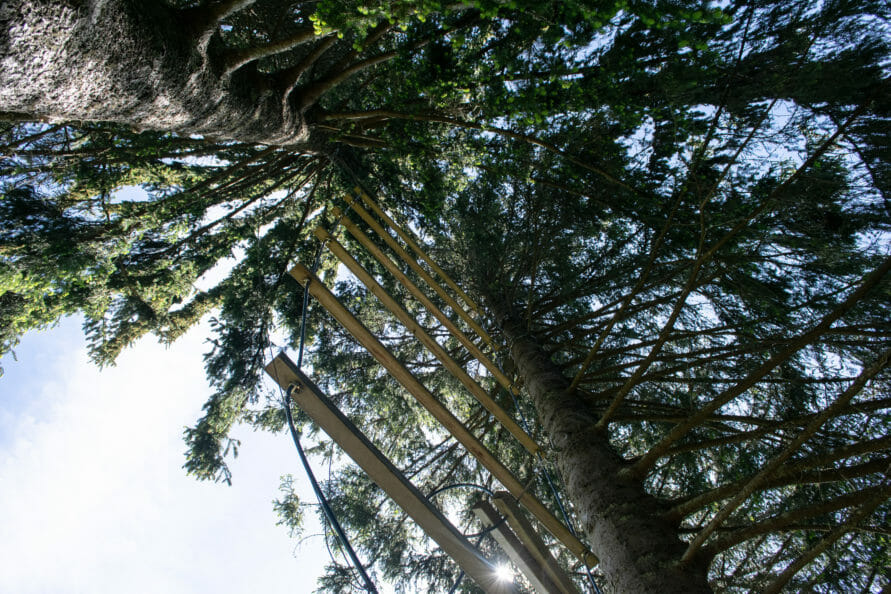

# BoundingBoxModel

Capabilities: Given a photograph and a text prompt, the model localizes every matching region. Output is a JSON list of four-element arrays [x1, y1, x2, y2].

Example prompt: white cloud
[[0, 318, 330, 594]]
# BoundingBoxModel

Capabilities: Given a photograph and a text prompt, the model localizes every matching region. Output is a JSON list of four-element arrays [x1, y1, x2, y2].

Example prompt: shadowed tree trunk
[[493, 305, 713, 593]]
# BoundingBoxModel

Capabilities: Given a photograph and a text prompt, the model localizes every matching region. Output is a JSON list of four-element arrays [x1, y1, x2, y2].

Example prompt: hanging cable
[[296, 241, 323, 368], [283, 385, 377, 593], [428, 482, 495, 500], [273, 233, 378, 593]]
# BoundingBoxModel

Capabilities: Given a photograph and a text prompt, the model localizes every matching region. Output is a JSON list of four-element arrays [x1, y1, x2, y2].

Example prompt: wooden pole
[[330, 206, 515, 392], [264, 353, 515, 594], [491, 492, 583, 594], [473, 500, 567, 594], [354, 188, 486, 319], [316, 226, 539, 455], [343, 198, 497, 351], [289, 263, 597, 568]]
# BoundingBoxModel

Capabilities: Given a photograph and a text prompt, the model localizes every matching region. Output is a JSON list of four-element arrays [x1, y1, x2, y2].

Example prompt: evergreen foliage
[[1, 0, 889, 591]]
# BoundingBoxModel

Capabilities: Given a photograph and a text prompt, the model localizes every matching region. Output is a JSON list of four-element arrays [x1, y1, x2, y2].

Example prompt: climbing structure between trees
[[265, 189, 595, 592]]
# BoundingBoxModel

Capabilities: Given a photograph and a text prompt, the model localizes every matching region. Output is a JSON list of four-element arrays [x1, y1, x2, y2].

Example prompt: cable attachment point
[[509, 377, 524, 395]]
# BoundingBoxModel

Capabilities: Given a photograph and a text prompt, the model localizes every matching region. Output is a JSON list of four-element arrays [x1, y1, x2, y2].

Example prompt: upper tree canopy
[[1, 0, 889, 592]]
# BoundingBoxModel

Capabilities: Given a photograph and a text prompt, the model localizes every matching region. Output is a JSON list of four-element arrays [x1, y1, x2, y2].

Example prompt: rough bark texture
[[0, 0, 309, 146], [495, 310, 712, 594]]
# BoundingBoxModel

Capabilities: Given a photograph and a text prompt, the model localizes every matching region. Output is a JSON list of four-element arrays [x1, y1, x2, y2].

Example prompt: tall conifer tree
[[1, 0, 888, 591]]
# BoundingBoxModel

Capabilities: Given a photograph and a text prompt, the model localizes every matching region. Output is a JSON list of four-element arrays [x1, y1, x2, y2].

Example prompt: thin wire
[[296, 242, 324, 369], [283, 386, 378, 593], [428, 482, 495, 500], [327, 442, 371, 592]]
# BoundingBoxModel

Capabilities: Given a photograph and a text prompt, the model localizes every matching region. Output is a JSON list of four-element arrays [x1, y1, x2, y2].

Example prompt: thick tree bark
[[493, 308, 712, 593], [0, 0, 310, 146]]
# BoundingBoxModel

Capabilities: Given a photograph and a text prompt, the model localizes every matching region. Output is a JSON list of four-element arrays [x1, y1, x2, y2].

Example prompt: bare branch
[[762, 486, 889, 594], [222, 27, 317, 75], [569, 194, 684, 392], [704, 484, 891, 557], [277, 36, 339, 103], [0, 123, 64, 153], [668, 457, 891, 524], [184, 0, 257, 52]]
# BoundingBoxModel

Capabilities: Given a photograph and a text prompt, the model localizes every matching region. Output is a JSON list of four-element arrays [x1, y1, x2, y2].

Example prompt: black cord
[[428, 482, 495, 500], [284, 386, 378, 593], [276, 237, 378, 593]]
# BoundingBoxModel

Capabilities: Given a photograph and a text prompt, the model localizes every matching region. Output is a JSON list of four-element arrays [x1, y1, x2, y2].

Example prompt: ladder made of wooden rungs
[[283, 189, 598, 567]]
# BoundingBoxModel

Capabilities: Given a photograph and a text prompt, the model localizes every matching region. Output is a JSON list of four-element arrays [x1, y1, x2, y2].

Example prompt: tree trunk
[[0, 0, 310, 146], [494, 308, 712, 593]]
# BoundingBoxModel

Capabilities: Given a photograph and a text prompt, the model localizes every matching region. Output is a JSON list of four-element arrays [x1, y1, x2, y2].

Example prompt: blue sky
[[0, 316, 331, 593]]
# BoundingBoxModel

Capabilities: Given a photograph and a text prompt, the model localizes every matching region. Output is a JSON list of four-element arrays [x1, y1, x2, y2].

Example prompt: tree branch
[[318, 109, 636, 192], [762, 486, 889, 594], [277, 36, 338, 102], [569, 193, 684, 392], [184, 0, 257, 52], [222, 27, 317, 75], [625, 253, 891, 480], [680, 349, 890, 563], [703, 484, 891, 557], [668, 457, 891, 524]]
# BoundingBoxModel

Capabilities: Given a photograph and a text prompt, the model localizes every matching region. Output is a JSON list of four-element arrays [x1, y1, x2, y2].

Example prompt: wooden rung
[[473, 500, 571, 594], [264, 353, 515, 594], [491, 492, 586, 593], [289, 262, 596, 568], [354, 187, 485, 318], [344, 198, 497, 350], [331, 206, 514, 391], [316, 226, 539, 455]]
